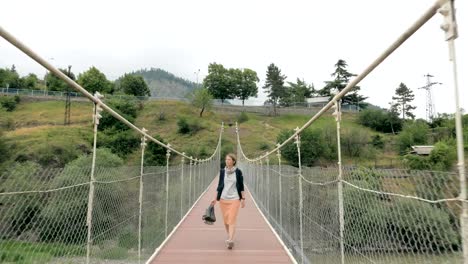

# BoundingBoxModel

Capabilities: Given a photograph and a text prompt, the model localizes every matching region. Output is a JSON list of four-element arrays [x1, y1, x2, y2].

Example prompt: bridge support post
[[165, 145, 171, 238], [333, 102, 345, 264], [266, 154, 270, 219], [277, 144, 283, 239], [189, 157, 193, 205], [180, 154, 185, 219], [86, 93, 104, 264], [294, 127, 304, 264], [138, 129, 147, 264]]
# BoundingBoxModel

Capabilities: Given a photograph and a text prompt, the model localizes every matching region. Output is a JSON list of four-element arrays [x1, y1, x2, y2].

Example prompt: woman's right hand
[[211, 199, 217, 206]]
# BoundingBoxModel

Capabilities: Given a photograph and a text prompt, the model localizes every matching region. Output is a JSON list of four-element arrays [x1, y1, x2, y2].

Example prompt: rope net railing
[[236, 0, 465, 263], [0, 22, 224, 264]]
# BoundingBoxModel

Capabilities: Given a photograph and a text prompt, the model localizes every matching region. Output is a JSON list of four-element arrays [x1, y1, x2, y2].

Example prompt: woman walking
[[211, 153, 245, 250]]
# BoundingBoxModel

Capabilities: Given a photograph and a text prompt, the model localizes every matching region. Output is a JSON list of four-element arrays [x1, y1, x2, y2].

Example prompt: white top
[[220, 170, 239, 200]]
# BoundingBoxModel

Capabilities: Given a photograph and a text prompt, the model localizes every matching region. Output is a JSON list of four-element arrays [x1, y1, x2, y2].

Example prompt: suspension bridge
[[0, 0, 466, 263]]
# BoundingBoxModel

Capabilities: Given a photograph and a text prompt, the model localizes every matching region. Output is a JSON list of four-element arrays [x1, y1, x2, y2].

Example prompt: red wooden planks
[[150, 178, 294, 264]]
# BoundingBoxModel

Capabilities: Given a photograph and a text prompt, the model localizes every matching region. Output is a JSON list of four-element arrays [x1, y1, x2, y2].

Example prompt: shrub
[[341, 127, 371, 158], [145, 134, 168, 166], [0, 96, 18, 112], [429, 141, 456, 171], [358, 109, 402, 133], [371, 134, 384, 149], [259, 142, 270, 151], [402, 154, 431, 170], [237, 112, 249, 123], [98, 130, 140, 158], [98, 97, 139, 131], [177, 117, 204, 135], [0, 162, 43, 238], [39, 149, 124, 244], [398, 120, 429, 153], [277, 127, 332, 167]]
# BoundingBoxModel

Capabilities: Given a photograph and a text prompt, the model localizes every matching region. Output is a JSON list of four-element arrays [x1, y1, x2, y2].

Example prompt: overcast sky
[[1, 0, 466, 118]]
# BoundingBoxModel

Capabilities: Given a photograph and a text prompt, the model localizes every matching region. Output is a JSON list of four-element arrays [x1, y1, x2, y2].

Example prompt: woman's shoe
[[227, 240, 234, 249]]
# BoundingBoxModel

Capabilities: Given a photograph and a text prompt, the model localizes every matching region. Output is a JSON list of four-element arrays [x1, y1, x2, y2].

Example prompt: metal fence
[[240, 159, 463, 263], [0, 157, 220, 263]]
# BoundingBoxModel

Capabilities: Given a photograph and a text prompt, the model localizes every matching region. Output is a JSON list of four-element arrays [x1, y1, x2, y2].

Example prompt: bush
[[118, 230, 138, 249], [0, 131, 8, 164], [98, 97, 140, 131], [0, 96, 18, 111], [96, 247, 128, 260], [39, 149, 124, 244], [259, 142, 270, 151], [398, 120, 429, 153], [145, 134, 168, 166], [0, 162, 43, 239], [98, 130, 140, 158], [36, 144, 83, 168], [429, 141, 456, 171], [177, 117, 203, 135], [277, 127, 333, 167], [358, 109, 402, 133], [341, 127, 371, 158], [371, 134, 384, 149], [237, 112, 249, 123], [402, 154, 431, 170]]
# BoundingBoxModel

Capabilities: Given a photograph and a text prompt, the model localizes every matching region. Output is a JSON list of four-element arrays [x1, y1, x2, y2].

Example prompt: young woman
[[211, 153, 245, 250]]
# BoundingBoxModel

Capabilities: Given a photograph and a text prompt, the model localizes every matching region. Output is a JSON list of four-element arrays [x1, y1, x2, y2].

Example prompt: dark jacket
[[216, 168, 244, 201]]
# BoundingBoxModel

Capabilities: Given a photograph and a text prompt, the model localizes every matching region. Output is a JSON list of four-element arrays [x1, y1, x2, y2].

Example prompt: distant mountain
[[132, 68, 196, 98]]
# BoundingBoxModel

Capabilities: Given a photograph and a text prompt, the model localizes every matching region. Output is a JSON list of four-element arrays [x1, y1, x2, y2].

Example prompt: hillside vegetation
[[0, 97, 401, 170]]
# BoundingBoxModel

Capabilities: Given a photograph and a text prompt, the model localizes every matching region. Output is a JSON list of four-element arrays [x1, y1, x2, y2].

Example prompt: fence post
[[189, 157, 193, 205], [165, 144, 171, 237], [333, 102, 345, 264], [277, 144, 283, 239], [180, 153, 185, 219], [86, 92, 104, 264], [294, 127, 304, 264], [266, 154, 270, 218], [138, 128, 147, 264]]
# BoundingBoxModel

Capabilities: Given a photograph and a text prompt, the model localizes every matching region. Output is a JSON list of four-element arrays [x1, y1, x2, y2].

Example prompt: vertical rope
[[334, 102, 345, 264], [165, 144, 171, 238], [295, 127, 304, 264], [138, 128, 147, 264], [277, 143, 283, 239], [180, 154, 185, 220]]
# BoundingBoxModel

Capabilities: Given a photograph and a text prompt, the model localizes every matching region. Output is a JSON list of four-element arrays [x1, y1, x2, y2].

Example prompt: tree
[[235, 68, 259, 106], [392, 82, 416, 119], [318, 59, 367, 107], [77, 66, 113, 94], [203, 63, 233, 104], [0, 65, 20, 88], [118, 74, 150, 96], [45, 68, 75, 91], [263, 63, 287, 115], [20, 73, 39, 89], [280, 78, 314, 106], [190, 88, 213, 117]]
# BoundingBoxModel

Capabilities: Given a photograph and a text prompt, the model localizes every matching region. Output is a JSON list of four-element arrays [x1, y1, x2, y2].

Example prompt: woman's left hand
[[241, 199, 246, 208]]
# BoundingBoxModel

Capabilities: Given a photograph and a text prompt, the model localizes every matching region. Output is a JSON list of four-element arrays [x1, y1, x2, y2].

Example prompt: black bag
[[202, 204, 216, 225]]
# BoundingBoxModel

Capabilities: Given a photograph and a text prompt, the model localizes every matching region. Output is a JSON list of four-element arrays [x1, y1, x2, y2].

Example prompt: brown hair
[[226, 153, 237, 166]]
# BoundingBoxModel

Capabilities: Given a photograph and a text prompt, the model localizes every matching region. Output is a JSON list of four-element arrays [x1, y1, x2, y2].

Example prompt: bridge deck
[[150, 177, 294, 263]]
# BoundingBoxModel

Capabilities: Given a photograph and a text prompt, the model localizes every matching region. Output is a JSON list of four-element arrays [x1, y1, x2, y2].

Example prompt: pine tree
[[392, 82, 416, 119], [263, 63, 287, 115], [318, 59, 367, 107]]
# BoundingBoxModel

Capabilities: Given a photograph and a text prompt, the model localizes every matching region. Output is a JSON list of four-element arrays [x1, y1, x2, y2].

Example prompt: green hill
[[132, 68, 196, 98], [0, 98, 398, 168]]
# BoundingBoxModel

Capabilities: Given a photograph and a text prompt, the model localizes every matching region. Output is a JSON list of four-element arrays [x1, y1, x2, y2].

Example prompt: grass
[[1, 99, 396, 167], [0, 240, 85, 264]]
